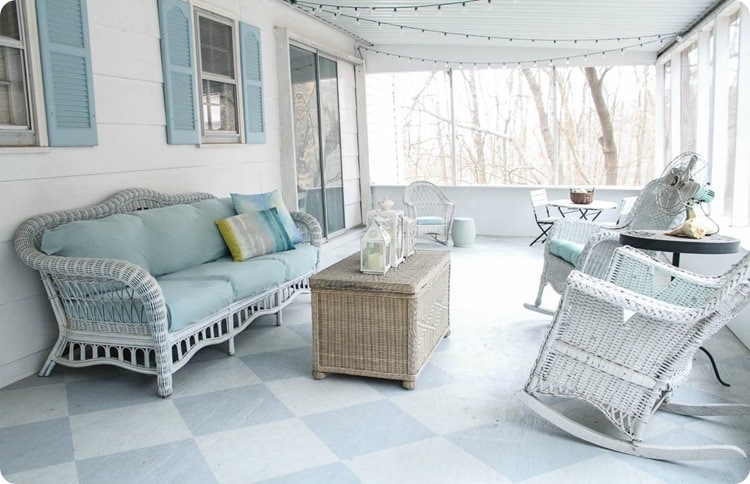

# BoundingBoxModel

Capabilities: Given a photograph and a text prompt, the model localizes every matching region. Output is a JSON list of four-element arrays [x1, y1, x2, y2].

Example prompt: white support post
[[696, 30, 711, 160], [654, 63, 666, 176], [670, 51, 682, 161], [732, 4, 750, 226], [711, 15, 731, 219]]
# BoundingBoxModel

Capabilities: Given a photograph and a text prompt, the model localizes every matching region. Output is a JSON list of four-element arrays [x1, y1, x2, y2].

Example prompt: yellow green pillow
[[216, 208, 294, 262]]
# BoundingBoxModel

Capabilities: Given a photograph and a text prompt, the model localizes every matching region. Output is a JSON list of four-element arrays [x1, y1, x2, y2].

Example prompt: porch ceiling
[[287, 0, 733, 69]]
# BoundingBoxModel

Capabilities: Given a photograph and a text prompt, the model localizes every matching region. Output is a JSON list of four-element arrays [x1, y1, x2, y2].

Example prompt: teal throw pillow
[[231, 190, 303, 244], [216, 208, 295, 262]]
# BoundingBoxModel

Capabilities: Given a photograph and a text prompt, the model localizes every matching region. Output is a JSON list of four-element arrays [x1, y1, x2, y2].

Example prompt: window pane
[[0, 2, 20, 41], [199, 16, 233, 78], [201, 80, 236, 132], [0, 45, 28, 127]]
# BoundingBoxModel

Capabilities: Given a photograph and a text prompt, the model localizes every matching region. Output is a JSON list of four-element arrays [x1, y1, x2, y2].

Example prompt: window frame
[[0, 0, 46, 147], [193, 7, 243, 144]]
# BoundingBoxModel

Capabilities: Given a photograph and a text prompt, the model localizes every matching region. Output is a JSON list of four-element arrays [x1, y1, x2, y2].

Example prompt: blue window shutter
[[240, 23, 265, 144], [157, 0, 199, 145], [36, 0, 97, 147]]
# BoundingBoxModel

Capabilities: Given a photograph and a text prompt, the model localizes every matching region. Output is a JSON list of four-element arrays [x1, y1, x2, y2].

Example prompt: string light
[[356, 35, 674, 69], [299, 3, 678, 46]]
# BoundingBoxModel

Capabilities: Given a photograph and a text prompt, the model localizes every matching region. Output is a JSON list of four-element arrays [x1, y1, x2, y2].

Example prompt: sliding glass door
[[290, 44, 344, 237]]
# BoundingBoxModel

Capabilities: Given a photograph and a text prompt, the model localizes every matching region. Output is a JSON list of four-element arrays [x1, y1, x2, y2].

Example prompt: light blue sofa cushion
[[41, 214, 152, 272], [416, 216, 446, 225], [549, 239, 585, 267], [133, 198, 236, 276], [231, 190, 304, 244], [158, 256, 287, 301], [252, 243, 319, 280], [156, 278, 234, 332]]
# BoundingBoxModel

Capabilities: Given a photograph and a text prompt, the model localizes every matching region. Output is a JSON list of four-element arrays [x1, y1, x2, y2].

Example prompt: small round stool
[[451, 217, 476, 247]]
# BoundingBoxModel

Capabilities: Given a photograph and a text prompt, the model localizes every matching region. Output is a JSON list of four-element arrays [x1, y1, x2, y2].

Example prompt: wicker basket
[[570, 188, 595, 204]]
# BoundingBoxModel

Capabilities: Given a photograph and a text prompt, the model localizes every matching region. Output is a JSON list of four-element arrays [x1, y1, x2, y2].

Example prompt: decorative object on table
[[569, 187, 595, 205], [367, 197, 405, 268], [655, 151, 717, 239], [404, 181, 455, 245], [360, 216, 391, 274], [520, 245, 750, 461]]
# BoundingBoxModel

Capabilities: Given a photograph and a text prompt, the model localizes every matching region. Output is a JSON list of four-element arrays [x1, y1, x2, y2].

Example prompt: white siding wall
[[0, 0, 361, 387]]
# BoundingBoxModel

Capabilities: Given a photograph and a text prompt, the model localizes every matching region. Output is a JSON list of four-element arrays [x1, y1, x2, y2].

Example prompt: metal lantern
[[367, 197, 406, 268], [360, 217, 392, 274]]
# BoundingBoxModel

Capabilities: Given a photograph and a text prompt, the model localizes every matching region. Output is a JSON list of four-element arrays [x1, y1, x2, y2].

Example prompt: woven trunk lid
[[311, 250, 450, 295]]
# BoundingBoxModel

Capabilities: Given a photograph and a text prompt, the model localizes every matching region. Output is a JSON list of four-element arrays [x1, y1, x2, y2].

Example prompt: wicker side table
[[310, 250, 451, 389]]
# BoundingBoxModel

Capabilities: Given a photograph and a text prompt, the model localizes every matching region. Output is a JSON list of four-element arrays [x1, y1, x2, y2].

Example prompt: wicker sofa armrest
[[290, 211, 322, 247]]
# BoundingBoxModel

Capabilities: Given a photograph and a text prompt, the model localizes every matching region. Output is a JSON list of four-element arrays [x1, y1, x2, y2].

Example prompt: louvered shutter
[[36, 0, 97, 147], [157, 0, 199, 145], [240, 23, 265, 144]]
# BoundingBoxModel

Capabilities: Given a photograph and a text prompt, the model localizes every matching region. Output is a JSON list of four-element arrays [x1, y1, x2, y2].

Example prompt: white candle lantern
[[361, 217, 392, 275], [366, 197, 406, 268]]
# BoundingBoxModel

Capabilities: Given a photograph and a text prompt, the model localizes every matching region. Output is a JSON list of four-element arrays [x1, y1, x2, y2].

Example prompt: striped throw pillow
[[215, 208, 294, 262]]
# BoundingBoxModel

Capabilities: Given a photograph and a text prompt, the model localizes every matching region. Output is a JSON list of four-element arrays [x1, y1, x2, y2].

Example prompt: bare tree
[[585, 67, 618, 185]]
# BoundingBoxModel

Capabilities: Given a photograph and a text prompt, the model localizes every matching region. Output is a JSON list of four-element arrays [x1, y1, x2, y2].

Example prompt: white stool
[[451, 217, 476, 247]]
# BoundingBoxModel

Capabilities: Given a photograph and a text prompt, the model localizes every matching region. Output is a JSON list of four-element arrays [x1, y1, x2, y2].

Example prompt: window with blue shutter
[[240, 23, 265, 144], [36, 0, 97, 147], [157, 0, 199, 145]]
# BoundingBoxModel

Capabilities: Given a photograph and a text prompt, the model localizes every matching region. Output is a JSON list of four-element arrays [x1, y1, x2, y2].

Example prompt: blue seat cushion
[[157, 257, 287, 302], [416, 216, 446, 225], [156, 279, 234, 332], [549, 239, 585, 267], [252, 243, 319, 280]]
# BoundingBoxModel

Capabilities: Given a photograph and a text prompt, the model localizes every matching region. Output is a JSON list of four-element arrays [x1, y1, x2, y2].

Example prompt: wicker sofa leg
[[38, 337, 65, 376], [227, 337, 236, 356]]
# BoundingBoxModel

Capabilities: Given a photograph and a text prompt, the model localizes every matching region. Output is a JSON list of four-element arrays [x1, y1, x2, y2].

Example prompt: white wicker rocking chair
[[524, 176, 684, 315], [520, 245, 750, 460], [404, 181, 455, 245]]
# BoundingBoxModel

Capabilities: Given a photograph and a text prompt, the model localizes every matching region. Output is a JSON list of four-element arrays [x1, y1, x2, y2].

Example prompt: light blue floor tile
[[76, 439, 217, 484], [301, 400, 435, 460], [65, 373, 159, 415], [173, 384, 293, 436], [239, 346, 313, 382], [0, 417, 74, 475]]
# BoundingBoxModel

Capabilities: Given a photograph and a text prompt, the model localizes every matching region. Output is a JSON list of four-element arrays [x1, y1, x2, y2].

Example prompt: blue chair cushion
[[158, 257, 287, 301], [416, 216, 446, 225], [549, 239, 585, 267]]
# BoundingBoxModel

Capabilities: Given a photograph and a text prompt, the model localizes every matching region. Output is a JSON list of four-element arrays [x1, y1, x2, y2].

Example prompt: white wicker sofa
[[14, 188, 322, 397]]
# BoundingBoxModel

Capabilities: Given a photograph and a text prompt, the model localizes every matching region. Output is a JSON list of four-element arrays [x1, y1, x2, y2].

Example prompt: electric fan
[[655, 152, 716, 238]]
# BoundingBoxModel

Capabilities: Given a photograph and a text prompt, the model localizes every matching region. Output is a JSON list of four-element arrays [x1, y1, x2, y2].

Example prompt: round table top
[[619, 229, 741, 255], [548, 199, 618, 210]]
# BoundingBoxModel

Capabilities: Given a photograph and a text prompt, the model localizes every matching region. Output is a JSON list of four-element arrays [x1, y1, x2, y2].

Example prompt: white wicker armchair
[[520, 246, 750, 460], [525, 176, 684, 314], [404, 181, 455, 245]]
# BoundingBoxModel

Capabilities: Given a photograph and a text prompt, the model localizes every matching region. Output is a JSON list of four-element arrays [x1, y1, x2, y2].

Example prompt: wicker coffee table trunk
[[310, 250, 451, 389]]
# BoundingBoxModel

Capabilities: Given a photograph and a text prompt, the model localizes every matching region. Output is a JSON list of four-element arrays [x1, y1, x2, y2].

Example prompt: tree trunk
[[522, 69, 555, 170], [585, 67, 618, 185]]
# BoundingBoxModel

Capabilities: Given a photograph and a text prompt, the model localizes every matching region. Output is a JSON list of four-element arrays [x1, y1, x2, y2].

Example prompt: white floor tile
[[4, 462, 79, 484], [346, 436, 510, 483], [69, 401, 192, 460], [171, 357, 261, 398], [265, 376, 385, 417], [196, 418, 338, 482]]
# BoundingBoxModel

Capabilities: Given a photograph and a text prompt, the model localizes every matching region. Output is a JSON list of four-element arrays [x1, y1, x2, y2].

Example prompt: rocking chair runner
[[404, 181, 455, 245], [525, 176, 684, 315], [521, 246, 750, 460]]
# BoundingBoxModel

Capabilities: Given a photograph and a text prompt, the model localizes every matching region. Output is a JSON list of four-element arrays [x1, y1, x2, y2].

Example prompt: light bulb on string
[[486, 0, 492, 9], [437, 5, 442, 15]]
